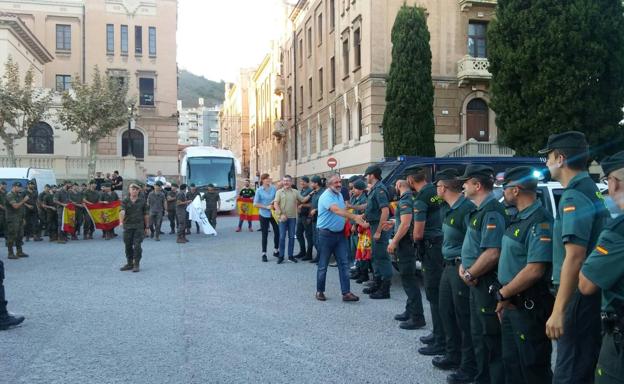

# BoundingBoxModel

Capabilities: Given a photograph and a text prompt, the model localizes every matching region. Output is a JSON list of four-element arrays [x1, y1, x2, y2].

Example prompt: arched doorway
[[122, 129, 144, 159], [27, 122, 54, 154], [466, 98, 489, 141]]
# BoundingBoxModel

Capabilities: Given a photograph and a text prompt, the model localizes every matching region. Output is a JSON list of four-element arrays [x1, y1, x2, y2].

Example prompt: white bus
[[179, 146, 242, 212]]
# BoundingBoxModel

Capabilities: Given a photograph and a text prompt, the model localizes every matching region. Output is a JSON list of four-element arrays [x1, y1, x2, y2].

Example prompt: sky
[[177, 0, 294, 83]]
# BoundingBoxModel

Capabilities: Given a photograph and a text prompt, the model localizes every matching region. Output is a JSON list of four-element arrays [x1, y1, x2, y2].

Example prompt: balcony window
[[353, 28, 361, 69], [468, 22, 487, 58], [149, 27, 156, 57], [329, 0, 335, 30], [106, 24, 114, 54], [307, 27, 312, 57], [317, 14, 323, 45], [139, 77, 154, 106], [318, 68, 323, 99], [342, 38, 349, 77], [121, 25, 128, 55], [330, 57, 335, 90], [56, 24, 71, 51], [135, 26, 143, 55]]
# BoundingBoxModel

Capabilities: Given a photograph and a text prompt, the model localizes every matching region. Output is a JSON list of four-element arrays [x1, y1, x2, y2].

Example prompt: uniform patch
[[486, 224, 497, 230], [472, 218, 477, 227], [563, 206, 576, 213], [595, 245, 609, 255], [539, 237, 552, 242], [400, 204, 409, 210], [540, 223, 550, 229], [450, 218, 455, 225], [514, 229, 520, 237]]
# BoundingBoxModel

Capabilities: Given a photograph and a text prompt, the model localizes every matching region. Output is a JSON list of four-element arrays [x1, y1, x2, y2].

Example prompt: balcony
[[272, 120, 287, 140], [274, 75, 285, 96], [457, 56, 491, 86], [459, 0, 497, 11], [444, 139, 514, 157]]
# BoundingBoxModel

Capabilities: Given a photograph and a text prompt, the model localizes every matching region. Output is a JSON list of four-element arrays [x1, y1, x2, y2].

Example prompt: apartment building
[[0, 0, 179, 176], [178, 99, 220, 147], [280, 0, 502, 177]]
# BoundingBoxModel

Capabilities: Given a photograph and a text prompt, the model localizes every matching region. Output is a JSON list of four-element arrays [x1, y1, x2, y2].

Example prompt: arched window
[[27, 122, 54, 154], [122, 129, 144, 159]]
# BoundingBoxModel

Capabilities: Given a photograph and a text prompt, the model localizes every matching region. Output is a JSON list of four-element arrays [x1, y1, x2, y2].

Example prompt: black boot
[[120, 259, 133, 271], [362, 277, 381, 294], [399, 315, 426, 330], [369, 280, 391, 299], [394, 311, 410, 321], [355, 268, 370, 284], [0, 311, 25, 330], [16, 246, 28, 258]]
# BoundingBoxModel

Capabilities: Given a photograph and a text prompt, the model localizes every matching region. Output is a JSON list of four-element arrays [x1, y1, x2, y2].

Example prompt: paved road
[[2, 216, 447, 384]]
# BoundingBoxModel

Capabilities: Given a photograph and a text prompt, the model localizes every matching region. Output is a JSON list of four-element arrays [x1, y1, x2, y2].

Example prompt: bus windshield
[[187, 157, 236, 191]]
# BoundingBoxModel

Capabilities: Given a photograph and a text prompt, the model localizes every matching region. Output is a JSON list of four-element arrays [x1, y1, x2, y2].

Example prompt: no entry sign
[[327, 157, 338, 169]]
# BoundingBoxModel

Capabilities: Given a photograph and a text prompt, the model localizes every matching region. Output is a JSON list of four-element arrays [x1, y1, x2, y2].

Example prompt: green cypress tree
[[383, 5, 435, 157], [488, 0, 624, 159]]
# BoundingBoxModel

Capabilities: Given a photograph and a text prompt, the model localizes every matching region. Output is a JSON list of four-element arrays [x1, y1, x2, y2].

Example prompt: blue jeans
[[278, 218, 296, 258], [317, 229, 351, 295]]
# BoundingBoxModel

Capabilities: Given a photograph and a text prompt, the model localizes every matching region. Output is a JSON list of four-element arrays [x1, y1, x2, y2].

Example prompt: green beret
[[311, 175, 322, 184], [364, 165, 381, 176], [190, 183, 196, 188], [538, 131, 588, 154], [155, 181, 163, 187], [353, 179, 367, 190], [458, 165, 495, 181], [300, 176, 310, 183], [601, 150, 624, 176], [27, 180, 35, 185], [434, 168, 460, 182], [502, 166, 538, 190]]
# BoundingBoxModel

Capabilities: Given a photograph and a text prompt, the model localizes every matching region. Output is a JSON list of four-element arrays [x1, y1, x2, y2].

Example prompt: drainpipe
[[292, 29, 298, 163]]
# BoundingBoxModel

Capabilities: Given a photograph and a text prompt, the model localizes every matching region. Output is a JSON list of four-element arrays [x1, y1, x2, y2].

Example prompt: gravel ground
[[1, 215, 447, 384]]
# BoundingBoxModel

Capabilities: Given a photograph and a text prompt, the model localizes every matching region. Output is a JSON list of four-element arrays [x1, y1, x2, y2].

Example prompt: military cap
[[154, 181, 163, 187], [171, 183, 179, 187], [364, 164, 382, 176], [12, 181, 22, 187], [300, 176, 310, 183], [207, 183, 215, 188], [502, 166, 539, 190], [129, 183, 140, 190], [179, 183, 188, 190], [404, 165, 426, 176], [27, 180, 35, 185], [348, 175, 361, 183], [310, 175, 322, 184], [458, 164, 495, 181], [190, 183, 196, 188], [353, 179, 367, 190], [601, 150, 624, 176], [538, 131, 588, 154], [44, 184, 51, 188], [434, 168, 460, 182]]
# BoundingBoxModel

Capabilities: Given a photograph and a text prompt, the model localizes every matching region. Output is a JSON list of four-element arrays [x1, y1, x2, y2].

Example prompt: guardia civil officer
[[542, 131, 609, 384], [434, 168, 477, 384], [361, 165, 393, 299], [5, 182, 29, 259], [496, 166, 555, 384], [0, 258, 24, 330], [579, 151, 624, 384], [295, 176, 314, 260], [166, 183, 178, 234], [346, 175, 364, 270], [23, 181, 41, 242], [348, 179, 369, 282], [459, 165, 508, 384], [404, 165, 446, 354], [119, 184, 148, 273], [388, 179, 426, 329]]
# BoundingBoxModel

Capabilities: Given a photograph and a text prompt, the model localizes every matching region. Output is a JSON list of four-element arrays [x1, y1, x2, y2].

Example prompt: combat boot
[[176, 235, 185, 244], [33, 234, 43, 242], [355, 268, 370, 284], [0, 308, 25, 330], [155, 233, 160, 241], [369, 280, 391, 299], [120, 260, 133, 271], [70, 233, 78, 240], [132, 259, 140, 273], [7, 243, 17, 260], [16, 246, 29, 258], [183, 234, 189, 243], [362, 277, 381, 294]]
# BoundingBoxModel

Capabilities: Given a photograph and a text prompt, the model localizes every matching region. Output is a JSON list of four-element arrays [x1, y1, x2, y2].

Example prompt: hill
[[178, 70, 225, 108]]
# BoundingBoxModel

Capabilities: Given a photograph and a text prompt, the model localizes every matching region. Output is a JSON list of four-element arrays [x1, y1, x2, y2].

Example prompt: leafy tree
[[0, 57, 51, 166], [58, 66, 129, 178], [488, 0, 624, 159], [382, 5, 435, 157]]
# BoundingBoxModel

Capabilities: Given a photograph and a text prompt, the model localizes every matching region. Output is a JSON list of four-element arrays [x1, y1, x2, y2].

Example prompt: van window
[[0, 179, 29, 191]]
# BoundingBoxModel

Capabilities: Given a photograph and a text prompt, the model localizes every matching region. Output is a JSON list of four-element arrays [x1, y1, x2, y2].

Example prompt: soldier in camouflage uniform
[[82, 180, 100, 240], [0, 182, 7, 239], [166, 183, 178, 234], [69, 183, 84, 240], [53, 181, 72, 243], [119, 184, 148, 273], [40, 185, 58, 241], [147, 181, 166, 241], [202, 184, 220, 229], [5, 182, 29, 259], [23, 181, 41, 242], [37, 184, 49, 237]]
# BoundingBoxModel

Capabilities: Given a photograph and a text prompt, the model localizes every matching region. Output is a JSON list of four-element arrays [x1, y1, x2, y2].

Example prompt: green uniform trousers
[[5, 219, 24, 247], [24, 208, 39, 237], [595, 332, 624, 384], [123, 228, 144, 263], [205, 208, 217, 229], [469, 271, 504, 384], [501, 301, 553, 384], [422, 242, 445, 348], [0, 213, 5, 237], [176, 211, 187, 235], [46, 209, 58, 238], [397, 238, 424, 319], [370, 222, 393, 280], [439, 262, 476, 375]]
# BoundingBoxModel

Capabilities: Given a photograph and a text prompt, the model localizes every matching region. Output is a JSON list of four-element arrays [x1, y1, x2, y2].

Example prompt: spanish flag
[[85, 201, 121, 230], [62, 203, 77, 234], [237, 197, 260, 221]]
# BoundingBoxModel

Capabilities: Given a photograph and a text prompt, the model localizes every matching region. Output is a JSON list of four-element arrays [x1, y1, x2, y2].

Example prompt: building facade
[[178, 99, 220, 147], [0, 0, 179, 177], [279, 0, 502, 177]]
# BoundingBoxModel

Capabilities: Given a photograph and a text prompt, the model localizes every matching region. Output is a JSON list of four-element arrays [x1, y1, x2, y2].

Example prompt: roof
[[0, 167, 30, 178], [0, 13, 54, 64], [181, 146, 236, 159]]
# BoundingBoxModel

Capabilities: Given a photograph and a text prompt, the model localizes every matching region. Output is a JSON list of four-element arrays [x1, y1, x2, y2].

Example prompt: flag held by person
[[62, 203, 77, 234], [84, 201, 121, 230], [187, 195, 217, 236], [237, 197, 259, 221]]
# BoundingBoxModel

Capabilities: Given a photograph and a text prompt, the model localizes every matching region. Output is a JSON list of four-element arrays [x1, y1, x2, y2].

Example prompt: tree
[[58, 66, 129, 178], [0, 57, 51, 166], [382, 5, 435, 157], [488, 0, 624, 159]]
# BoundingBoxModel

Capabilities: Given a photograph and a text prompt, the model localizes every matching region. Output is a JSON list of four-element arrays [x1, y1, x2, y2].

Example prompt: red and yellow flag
[[62, 203, 77, 234], [85, 201, 121, 230], [355, 226, 372, 261], [237, 197, 259, 221]]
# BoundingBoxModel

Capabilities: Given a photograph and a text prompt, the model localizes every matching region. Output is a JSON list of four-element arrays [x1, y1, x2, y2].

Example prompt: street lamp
[[127, 102, 136, 157]]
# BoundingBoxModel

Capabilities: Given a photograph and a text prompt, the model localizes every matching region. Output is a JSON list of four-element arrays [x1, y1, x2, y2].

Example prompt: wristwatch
[[495, 289, 507, 302], [463, 270, 474, 282]]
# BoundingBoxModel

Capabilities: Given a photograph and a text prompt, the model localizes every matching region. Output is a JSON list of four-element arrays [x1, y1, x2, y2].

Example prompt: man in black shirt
[[236, 179, 256, 232]]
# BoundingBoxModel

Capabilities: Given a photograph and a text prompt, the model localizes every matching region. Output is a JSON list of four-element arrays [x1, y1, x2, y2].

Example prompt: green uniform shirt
[[461, 193, 508, 269], [69, 191, 84, 205], [5, 192, 25, 221], [202, 191, 220, 210], [365, 181, 389, 223], [413, 183, 444, 239], [147, 190, 166, 213], [394, 191, 414, 238], [349, 192, 367, 224], [54, 188, 71, 206], [42, 191, 55, 207], [0, 190, 6, 216], [442, 196, 476, 261], [176, 191, 188, 215], [581, 215, 624, 312], [498, 200, 553, 285], [101, 191, 119, 203], [186, 190, 200, 202], [25, 188, 38, 210], [83, 190, 100, 204], [552, 172, 610, 285], [121, 197, 147, 229], [298, 187, 313, 217], [166, 190, 177, 212]]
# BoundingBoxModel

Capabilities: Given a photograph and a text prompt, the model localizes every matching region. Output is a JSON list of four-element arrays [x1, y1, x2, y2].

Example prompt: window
[[27, 122, 54, 154], [307, 27, 312, 57], [56, 24, 71, 51], [135, 26, 143, 55], [329, 117, 335, 148], [308, 77, 313, 107], [357, 102, 362, 137], [353, 28, 361, 69], [287, 92, 292, 120], [342, 38, 349, 76], [139, 77, 154, 106], [121, 25, 128, 55], [299, 86, 304, 114], [346, 107, 352, 140], [329, 0, 335, 30], [317, 14, 323, 45], [468, 22, 487, 58], [149, 27, 156, 56], [318, 68, 323, 99], [106, 24, 114, 54], [121, 129, 144, 159], [55, 75, 71, 92], [330, 57, 335, 90], [298, 38, 303, 66]]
